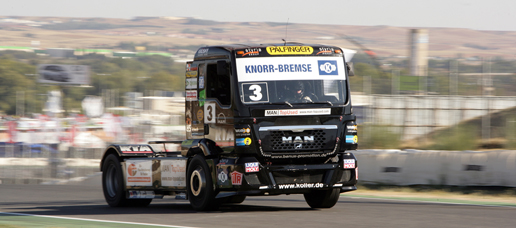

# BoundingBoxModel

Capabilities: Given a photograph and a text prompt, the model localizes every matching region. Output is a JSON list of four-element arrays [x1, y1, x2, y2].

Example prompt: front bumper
[[214, 154, 357, 198]]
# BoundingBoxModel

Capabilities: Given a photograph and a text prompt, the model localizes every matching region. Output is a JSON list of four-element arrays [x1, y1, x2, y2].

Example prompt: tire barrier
[[354, 149, 516, 187]]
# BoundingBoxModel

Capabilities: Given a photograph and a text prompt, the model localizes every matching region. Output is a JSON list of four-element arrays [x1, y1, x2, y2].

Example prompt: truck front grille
[[269, 130, 326, 151]]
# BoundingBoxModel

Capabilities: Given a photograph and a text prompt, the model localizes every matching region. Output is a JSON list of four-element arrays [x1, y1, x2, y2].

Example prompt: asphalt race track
[[0, 175, 514, 228]]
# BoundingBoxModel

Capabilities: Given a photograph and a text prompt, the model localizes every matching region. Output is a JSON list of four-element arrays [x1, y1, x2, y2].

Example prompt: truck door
[[202, 60, 234, 151]]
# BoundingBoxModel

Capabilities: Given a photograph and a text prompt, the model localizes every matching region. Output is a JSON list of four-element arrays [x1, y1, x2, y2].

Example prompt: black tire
[[225, 195, 246, 204], [187, 154, 220, 211], [102, 154, 152, 207], [303, 188, 340, 209]]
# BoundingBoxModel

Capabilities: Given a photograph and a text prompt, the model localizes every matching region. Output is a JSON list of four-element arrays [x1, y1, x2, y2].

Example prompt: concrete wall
[[353, 95, 516, 140], [355, 149, 516, 187]]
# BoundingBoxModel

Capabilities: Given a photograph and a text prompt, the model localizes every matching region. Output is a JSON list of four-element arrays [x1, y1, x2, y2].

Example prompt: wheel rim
[[190, 167, 206, 197], [105, 163, 119, 198]]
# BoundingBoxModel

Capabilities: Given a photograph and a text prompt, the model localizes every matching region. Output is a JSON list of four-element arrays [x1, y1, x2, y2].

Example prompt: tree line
[[0, 51, 184, 116]]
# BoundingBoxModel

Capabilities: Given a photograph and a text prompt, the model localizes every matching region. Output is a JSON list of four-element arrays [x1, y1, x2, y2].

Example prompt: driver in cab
[[285, 81, 314, 103]]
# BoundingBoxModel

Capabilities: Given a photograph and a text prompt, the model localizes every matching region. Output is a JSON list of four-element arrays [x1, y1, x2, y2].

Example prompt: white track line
[[0, 211, 197, 228], [343, 196, 516, 209]]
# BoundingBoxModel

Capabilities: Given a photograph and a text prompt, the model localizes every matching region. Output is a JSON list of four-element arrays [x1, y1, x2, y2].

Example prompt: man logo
[[282, 136, 314, 144], [295, 143, 303, 149]]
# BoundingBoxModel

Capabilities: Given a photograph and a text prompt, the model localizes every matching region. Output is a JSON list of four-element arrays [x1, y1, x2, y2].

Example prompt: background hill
[[1, 16, 515, 58]]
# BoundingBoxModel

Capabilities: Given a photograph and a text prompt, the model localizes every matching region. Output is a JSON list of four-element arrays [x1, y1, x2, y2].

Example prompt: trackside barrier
[[354, 150, 516, 187], [0, 144, 103, 184]]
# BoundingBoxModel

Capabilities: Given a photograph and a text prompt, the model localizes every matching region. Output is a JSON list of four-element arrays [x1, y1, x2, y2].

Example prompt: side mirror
[[346, 62, 355, 76], [217, 60, 228, 76]]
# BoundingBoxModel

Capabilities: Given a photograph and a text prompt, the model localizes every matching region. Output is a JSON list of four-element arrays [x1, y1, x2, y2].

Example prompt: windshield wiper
[[269, 101, 293, 107]]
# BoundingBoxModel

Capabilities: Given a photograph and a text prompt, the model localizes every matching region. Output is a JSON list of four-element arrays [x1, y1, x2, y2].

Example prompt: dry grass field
[[1, 16, 515, 58]]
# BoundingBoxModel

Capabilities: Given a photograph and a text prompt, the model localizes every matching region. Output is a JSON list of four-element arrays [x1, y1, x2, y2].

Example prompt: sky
[[1, 0, 515, 31]]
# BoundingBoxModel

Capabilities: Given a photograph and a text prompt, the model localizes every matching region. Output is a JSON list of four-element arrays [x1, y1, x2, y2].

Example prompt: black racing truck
[[100, 43, 358, 211]]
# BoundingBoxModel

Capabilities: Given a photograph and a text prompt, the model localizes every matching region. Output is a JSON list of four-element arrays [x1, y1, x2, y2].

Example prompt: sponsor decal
[[347, 125, 358, 133], [235, 128, 251, 137], [236, 57, 346, 82], [128, 163, 137, 176], [278, 182, 324, 189], [241, 48, 261, 56], [196, 109, 204, 122], [346, 135, 358, 144], [185, 78, 197, 89], [231, 171, 243, 185], [120, 145, 153, 153], [316, 47, 334, 55], [197, 48, 209, 55], [266, 46, 313, 55], [161, 160, 187, 187], [236, 137, 252, 146], [218, 158, 230, 165], [199, 89, 206, 106], [218, 169, 228, 183], [244, 64, 312, 74], [186, 63, 198, 71], [215, 142, 235, 147], [264, 108, 331, 116], [186, 71, 198, 77], [217, 113, 226, 124], [186, 90, 197, 101], [186, 117, 192, 133], [128, 191, 155, 199], [343, 159, 355, 169], [271, 154, 326, 159], [318, 60, 339, 75], [245, 162, 259, 173], [199, 76, 205, 89], [214, 127, 235, 141], [126, 160, 152, 186]]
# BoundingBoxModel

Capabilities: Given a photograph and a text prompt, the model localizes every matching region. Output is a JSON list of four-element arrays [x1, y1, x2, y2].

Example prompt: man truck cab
[[101, 43, 358, 211]]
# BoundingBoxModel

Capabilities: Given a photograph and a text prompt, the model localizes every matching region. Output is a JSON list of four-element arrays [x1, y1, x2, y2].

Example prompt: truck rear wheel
[[303, 188, 340, 208], [102, 154, 152, 207], [187, 154, 220, 211]]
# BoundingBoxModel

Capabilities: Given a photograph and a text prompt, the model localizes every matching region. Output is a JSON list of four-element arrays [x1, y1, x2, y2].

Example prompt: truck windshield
[[239, 80, 346, 105], [236, 56, 347, 105]]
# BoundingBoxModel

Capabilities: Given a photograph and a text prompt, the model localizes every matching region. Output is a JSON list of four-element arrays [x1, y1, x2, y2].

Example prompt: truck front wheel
[[303, 188, 340, 208], [102, 154, 152, 207], [187, 154, 220, 211]]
